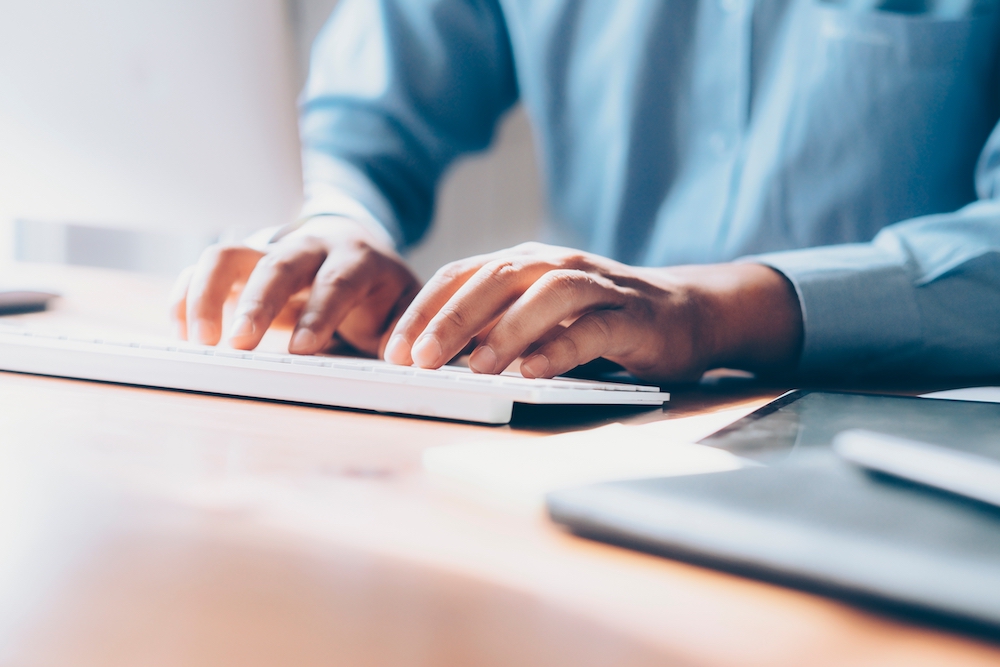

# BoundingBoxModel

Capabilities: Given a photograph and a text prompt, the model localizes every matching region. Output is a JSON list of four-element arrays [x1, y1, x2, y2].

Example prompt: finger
[[468, 269, 625, 374], [168, 265, 195, 339], [286, 249, 380, 355], [185, 245, 263, 345], [377, 281, 423, 359], [520, 309, 627, 379], [227, 240, 327, 350], [383, 244, 542, 365], [340, 267, 420, 356], [522, 323, 569, 358], [383, 258, 484, 365], [406, 258, 558, 368]]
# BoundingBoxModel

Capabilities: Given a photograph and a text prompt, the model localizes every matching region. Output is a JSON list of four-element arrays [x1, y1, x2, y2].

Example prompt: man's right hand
[[170, 217, 422, 357]]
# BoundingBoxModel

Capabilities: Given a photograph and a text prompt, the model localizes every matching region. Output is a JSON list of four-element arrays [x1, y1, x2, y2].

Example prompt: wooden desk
[[0, 263, 997, 667]]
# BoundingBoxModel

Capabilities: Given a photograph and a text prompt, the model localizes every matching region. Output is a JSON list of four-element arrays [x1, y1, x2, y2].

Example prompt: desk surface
[[1, 262, 998, 667]]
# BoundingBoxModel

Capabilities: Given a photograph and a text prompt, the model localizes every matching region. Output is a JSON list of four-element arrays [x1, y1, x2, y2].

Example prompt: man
[[171, 0, 1000, 383]]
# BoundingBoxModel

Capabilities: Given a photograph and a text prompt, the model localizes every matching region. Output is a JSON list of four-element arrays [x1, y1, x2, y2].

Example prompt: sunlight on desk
[[422, 407, 755, 512]]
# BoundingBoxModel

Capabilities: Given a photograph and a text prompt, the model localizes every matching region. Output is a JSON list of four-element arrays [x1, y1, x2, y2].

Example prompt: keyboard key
[[458, 374, 500, 384], [373, 365, 416, 376], [332, 360, 372, 371], [251, 353, 292, 363], [413, 369, 455, 381], [291, 357, 330, 367], [213, 349, 252, 359]]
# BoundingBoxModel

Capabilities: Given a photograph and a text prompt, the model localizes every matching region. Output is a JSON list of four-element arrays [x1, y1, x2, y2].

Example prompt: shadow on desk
[[508, 369, 993, 434]]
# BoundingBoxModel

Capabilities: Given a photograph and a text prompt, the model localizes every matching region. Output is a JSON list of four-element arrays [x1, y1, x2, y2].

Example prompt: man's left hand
[[383, 242, 804, 383]]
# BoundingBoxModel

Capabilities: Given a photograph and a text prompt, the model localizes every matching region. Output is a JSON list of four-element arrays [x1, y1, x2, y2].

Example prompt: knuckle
[[316, 268, 364, 294], [432, 260, 469, 284], [257, 253, 300, 279], [438, 306, 469, 331], [296, 310, 324, 331], [514, 241, 546, 254], [236, 298, 274, 321], [481, 259, 523, 284], [542, 269, 586, 292], [585, 311, 615, 345], [559, 251, 591, 271], [556, 331, 582, 360], [511, 241, 587, 267], [281, 230, 327, 251], [539, 270, 595, 310], [329, 235, 370, 257]]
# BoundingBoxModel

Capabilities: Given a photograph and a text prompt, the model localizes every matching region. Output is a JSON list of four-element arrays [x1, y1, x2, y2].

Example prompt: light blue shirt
[[299, 0, 1000, 379]]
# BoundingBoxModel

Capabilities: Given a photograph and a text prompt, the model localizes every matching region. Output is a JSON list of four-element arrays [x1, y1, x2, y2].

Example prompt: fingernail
[[411, 335, 443, 367], [192, 319, 218, 345], [228, 315, 254, 341], [521, 354, 549, 378], [469, 345, 498, 374], [289, 328, 317, 353], [384, 334, 408, 364]]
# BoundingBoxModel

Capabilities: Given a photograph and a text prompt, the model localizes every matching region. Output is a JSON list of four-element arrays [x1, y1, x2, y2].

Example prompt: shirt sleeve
[[298, 0, 519, 248], [744, 120, 1000, 380]]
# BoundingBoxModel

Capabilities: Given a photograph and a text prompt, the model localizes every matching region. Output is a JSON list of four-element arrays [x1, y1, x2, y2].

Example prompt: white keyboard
[[0, 326, 669, 424]]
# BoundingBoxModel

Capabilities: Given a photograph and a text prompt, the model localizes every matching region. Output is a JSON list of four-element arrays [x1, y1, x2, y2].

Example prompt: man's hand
[[170, 217, 421, 357], [383, 242, 803, 382]]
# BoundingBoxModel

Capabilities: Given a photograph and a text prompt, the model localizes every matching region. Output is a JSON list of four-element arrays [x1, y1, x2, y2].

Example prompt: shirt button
[[709, 132, 730, 155], [719, 0, 743, 12]]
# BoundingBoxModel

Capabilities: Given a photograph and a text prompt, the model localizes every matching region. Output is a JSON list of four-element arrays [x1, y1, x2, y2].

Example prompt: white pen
[[833, 429, 1000, 509]]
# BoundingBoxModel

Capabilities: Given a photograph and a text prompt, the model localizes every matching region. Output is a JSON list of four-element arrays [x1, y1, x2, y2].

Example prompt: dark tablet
[[547, 392, 1000, 635]]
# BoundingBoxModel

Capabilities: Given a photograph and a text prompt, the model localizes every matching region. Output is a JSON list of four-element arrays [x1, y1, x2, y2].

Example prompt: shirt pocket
[[811, 1, 994, 69], [769, 2, 1000, 248]]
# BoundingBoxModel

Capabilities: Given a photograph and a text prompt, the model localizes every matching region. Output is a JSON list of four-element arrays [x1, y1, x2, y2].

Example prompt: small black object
[[0, 290, 59, 315]]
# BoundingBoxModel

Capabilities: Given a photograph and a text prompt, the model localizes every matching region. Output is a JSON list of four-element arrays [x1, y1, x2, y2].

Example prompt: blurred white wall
[[7, 0, 544, 280], [0, 220, 9, 267]]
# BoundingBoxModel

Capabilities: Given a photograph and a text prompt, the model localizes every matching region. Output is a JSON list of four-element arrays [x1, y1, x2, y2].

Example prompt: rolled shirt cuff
[[243, 155, 401, 252], [742, 239, 923, 377]]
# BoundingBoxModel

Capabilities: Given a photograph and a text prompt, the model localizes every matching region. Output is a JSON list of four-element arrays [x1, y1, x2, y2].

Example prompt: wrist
[[710, 263, 803, 373], [665, 263, 803, 374]]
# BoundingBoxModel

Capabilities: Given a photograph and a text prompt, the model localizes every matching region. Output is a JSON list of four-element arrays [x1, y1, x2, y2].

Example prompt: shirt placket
[[642, 0, 757, 265], [708, 0, 755, 251]]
